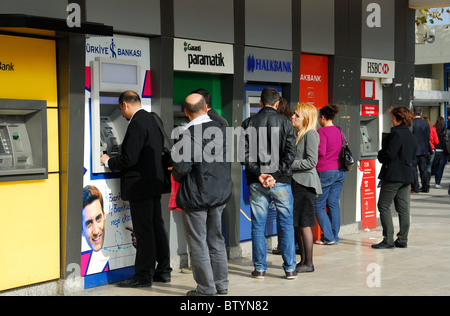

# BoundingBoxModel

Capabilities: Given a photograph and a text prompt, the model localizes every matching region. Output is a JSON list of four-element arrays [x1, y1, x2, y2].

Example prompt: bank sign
[[244, 47, 293, 83], [361, 58, 395, 79], [174, 38, 233, 74]]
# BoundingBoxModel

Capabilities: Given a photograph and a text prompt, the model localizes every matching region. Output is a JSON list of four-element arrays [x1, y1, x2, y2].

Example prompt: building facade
[[0, 0, 415, 294]]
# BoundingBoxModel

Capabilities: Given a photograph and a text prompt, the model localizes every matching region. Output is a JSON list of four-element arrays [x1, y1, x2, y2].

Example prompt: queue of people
[[100, 88, 448, 296]]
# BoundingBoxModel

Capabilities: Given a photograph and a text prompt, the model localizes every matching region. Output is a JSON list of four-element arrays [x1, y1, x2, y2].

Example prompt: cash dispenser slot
[[0, 99, 48, 182]]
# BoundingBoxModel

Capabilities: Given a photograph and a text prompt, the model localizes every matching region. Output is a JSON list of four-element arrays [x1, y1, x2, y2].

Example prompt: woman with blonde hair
[[290, 103, 322, 273]]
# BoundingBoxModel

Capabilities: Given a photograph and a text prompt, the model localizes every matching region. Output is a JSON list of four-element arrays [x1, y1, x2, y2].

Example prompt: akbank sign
[[244, 47, 293, 83]]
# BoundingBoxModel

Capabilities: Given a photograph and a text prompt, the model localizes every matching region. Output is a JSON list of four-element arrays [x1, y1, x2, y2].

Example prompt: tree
[[415, 7, 450, 26]]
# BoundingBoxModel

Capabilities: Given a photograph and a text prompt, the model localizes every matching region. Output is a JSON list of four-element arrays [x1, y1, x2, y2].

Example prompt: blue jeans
[[249, 182, 296, 272], [433, 153, 448, 185], [315, 169, 346, 243]]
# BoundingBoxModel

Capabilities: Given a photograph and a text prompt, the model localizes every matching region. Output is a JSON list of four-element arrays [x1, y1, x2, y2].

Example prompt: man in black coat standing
[[411, 107, 431, 193], [101, 90, 171, 287]]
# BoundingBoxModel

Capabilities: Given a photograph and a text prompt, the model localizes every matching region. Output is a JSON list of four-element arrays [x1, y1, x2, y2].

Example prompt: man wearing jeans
[[241, 87, 297, 280]]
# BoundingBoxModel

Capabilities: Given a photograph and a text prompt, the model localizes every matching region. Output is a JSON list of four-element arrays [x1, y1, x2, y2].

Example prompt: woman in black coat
[[372, 106, 417, 249]]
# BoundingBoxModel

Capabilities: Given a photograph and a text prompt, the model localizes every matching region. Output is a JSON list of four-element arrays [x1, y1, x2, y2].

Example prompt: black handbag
[[338, 127, 355, 172], [151, 113, 173, 194]]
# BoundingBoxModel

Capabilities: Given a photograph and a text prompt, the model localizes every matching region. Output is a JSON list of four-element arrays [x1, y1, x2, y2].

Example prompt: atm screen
[[248, 96, 261, 117]]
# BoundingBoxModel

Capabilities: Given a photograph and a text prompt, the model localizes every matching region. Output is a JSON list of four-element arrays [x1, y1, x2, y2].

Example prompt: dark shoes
[[296, 264, 315, 273], [186, 290, 218, 296], [252, 269, 297, 279], [116, 278, 152, 288], [394, 239, 408, 248], [117, 271, 171, 288], [285, 270, 297, 280], [371, 240, 407, 249], [251, 270, 266, 279], [153, 274, 171, 283], [371, 241, 394, 249]]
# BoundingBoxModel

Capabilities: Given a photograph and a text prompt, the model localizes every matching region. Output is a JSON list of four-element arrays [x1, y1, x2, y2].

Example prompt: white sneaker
[[435, 184, 442, 189]]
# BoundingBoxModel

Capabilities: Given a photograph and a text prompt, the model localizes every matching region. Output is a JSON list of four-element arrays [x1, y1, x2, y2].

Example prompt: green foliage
[[416, 8, 450, 26]]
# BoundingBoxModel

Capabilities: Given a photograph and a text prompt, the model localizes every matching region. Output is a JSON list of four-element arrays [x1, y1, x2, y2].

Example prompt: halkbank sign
[[174, 38, 234, 74], [244, 47, 293, 83]]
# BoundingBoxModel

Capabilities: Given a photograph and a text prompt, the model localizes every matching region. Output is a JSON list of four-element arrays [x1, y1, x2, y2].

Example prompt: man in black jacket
[[172, 93, 231, 296], [241, 87, 297, 280], [101, 91, 171, 287], [411, 107, 431, 193]]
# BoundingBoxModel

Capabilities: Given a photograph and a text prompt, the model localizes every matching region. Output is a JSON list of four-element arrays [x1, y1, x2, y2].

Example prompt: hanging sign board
[[173, 38, 234, 74]]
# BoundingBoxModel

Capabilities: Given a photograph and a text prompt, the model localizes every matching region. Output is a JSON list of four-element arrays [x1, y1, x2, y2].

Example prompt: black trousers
[[129, 197, 171, 282], [412, 155, 429, 191]]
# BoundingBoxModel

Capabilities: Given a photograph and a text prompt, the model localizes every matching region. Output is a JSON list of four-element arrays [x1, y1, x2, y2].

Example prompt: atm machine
[[359, 101, 380, 158], [239, 85, 281, 242], [90, 58, 141, 174], [0, 99, 47, 182]]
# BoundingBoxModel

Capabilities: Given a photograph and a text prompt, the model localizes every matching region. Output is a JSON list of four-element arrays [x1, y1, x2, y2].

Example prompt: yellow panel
[[0, 174, 60, 292], [0, 34, 58, 107], [0, 28, 56, 37], [47, 108, 59, 173]]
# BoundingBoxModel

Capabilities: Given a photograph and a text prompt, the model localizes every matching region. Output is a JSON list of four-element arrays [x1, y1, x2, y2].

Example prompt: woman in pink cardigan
[[314, 105, 346, 245]]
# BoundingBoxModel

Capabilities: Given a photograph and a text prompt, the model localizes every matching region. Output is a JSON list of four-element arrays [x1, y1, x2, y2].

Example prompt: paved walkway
[[75, 167, 450, 296]]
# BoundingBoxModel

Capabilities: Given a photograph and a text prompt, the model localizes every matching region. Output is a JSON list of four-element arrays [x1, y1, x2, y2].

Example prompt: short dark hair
[[119, 90, 141, 105], [413, 107, 423, 116], [191, 88, 211, 109], [261, 87, 280, 106], [185, 94, 206, 115], [83, 185, 104, 211]]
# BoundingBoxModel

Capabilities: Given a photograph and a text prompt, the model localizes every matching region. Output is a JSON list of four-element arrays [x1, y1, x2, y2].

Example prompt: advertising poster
[[299, 54, 328, 109], [82, 35, 150, 287], [361, 159, 377, 230]]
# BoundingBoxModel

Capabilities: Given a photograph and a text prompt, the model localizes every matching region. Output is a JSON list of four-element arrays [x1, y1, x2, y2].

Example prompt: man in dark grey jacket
[[172, 93, 231, 296]]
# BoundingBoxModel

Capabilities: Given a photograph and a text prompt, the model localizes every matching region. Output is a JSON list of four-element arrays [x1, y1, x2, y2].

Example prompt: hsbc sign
[[361, 58, 395, 79], [367, 62, 389, 75]]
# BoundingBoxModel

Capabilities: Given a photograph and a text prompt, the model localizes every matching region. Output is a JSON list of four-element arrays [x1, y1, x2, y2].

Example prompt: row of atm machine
[[0, 57, 379, 203], [0, 96, 378, 181]]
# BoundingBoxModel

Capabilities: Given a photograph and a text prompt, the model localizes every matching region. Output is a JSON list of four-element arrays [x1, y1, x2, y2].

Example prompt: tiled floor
[[75, 168, 450, 296]]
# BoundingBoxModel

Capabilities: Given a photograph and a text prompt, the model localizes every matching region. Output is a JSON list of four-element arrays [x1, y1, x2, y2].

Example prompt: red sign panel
[[299, 54, 328, 109], [361, 104, 379, 116], [361, 159, 377, 230]]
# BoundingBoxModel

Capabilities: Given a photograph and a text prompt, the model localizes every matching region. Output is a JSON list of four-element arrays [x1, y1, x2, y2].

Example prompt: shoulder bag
[[338, 126, 355, 172], [151, 112, 174, 194]]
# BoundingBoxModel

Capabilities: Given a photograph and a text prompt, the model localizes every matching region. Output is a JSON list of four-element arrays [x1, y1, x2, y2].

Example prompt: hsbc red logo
[[367, 62, 390, 75]]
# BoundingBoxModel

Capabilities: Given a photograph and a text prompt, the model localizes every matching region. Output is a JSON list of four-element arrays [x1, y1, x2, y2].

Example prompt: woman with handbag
[[290, 103, 322, 273], [314, 104, 346, 245], [372, 106, 416, 249], [432, 116, 449, 189]]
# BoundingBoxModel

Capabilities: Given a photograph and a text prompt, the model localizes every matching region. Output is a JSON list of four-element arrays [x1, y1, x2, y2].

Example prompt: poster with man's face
[[81, 35, 150, 278]]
